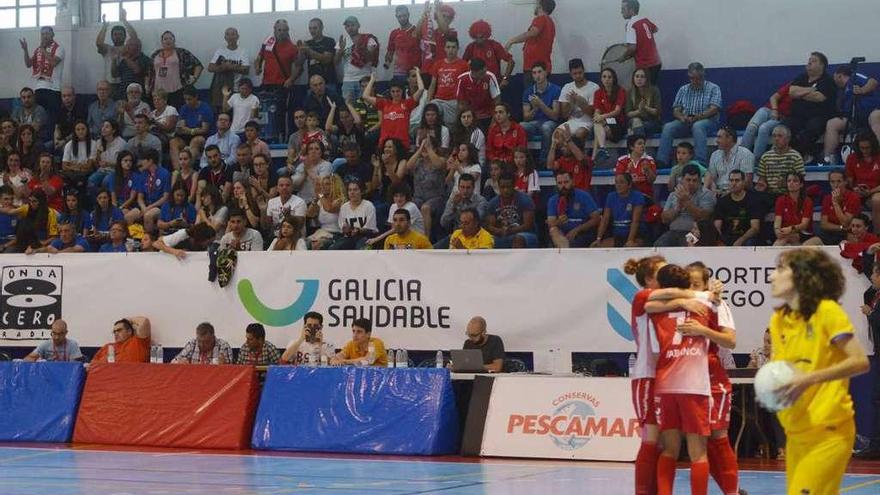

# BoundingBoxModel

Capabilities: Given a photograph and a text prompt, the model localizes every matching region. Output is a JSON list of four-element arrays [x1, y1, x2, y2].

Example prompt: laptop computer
[[449, 349, 486, 373]]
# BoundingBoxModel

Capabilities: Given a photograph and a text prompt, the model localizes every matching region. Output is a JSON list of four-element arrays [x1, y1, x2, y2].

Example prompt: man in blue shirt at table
[[23, 319, 83, 362], [547, 170, 600, 248]]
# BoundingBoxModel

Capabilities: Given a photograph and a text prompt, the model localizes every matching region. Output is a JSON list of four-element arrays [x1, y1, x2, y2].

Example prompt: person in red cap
[[463, 20, 515, 89], [416, 0, 458, 69]]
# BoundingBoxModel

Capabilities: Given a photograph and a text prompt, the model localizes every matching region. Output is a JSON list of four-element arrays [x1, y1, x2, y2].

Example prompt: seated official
[[23, 319, 83, 362], [280, 311, 336, 366], [236, 323, 281, 365], [92, 316, 152, 363], [462, 316, 504, 372], [172, 322, 233, 364], [330, 318, 388, 367]]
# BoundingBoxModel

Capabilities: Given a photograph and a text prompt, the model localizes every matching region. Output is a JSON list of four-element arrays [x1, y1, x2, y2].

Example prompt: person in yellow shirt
[[330, 318, 388, 367], [384, 208, 432, 250], [0, 189, 58, 246], [768, 248, 869, 495], [450, 208, 494, 249]]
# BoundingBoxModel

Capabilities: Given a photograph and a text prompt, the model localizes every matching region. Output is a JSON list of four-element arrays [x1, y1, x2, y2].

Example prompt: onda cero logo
[[606, 268, 639, 341], [237, 278, 320, 327], [0, 265, 62, 340]]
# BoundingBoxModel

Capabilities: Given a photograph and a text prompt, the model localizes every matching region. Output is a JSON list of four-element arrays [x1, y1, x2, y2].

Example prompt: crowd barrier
[[0, 362, 84, 442], [252, 367, 459, 455], [73, 363, 259, 450]]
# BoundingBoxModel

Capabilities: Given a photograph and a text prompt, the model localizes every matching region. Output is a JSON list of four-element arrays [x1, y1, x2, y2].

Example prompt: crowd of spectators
[[1, 0, 880, 253]]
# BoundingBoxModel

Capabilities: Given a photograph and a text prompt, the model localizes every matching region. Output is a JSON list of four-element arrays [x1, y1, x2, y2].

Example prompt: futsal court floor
[[0, 445, 878, 495]]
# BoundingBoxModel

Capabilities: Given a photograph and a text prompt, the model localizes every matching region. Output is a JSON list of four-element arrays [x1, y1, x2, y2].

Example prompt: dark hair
[[100, 119, 120, 150], [353, 318, 372, 333], [186, 222, 217, 246], [682, 164, 701, 178], [114, 318, 134, 333], [787, 172, 806, 212], [459, 173, 476, 186], [656, 264, 691, 289], [568, 58, 584, 71], [616, 172, 634, 185], [420, 103, 444, 130], [460, 207, 480, 222], [204, 144, 221, 156], [389, 79, 406, 92], [676, 141, 695, 154], [239, 77, 253, 89], [686, 261, 711, 287], [304, 311, 323, 324], [626, 134, 645, 150], [498, 171, 516, 185], [469, 57, 486, 72], [199, 184, 223, 215], [245, 120, 260, 131], [810, 51, 829, 70], [140, 148, 159, 165], [113, 151, 135, 194], [539, 0, 556, 15], [183, 86, 198, 97], [16, 124, 37, 153], [853, 132, 880, 159], [381, 138, 408, 162], [718, 125, 737, 140], [93, 188, 115, 230], [0, 185, 13, 197], [68, 119, 92, 160], [852, 213, 870, 227], [246, 323, 266, 340], [531, 61, 548, 72], [600, 67, 622, 103], [728, 169, 745, 181], [389, 182, 412, 200], [457, 142, 480, 166], [776, 248, 844, 319], [622, 0, 640, 14], [393, 208, 411, 221], [444, 36, 459, 47], [227, 206, 246, 220], [834, 65, 853, 77], [196, 321, 215, 336], [623, 255, 666, 288], [513, 147, 535, 175]]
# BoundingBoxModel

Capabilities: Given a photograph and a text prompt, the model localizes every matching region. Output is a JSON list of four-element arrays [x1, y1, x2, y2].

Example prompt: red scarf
[[351, 33, 379, 69], [33, 41, 60, 79]]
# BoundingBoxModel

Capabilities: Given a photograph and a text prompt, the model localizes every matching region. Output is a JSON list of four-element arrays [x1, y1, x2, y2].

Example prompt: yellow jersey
[[384, 230, 432, 250], [449, 228, 495, 249], [769, 299, 855, 434], [340, 337, 388, 367]]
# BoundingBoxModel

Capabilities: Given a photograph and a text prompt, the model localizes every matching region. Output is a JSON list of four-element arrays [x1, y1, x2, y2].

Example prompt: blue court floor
[[0, 446, 877, 495]]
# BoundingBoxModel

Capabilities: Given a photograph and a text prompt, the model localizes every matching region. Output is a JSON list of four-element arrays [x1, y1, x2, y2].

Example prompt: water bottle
[[366, 343, 376, 365], [150, 345, 157, 364], [107, 345, 115, 363], [435, 350, 444, 368], [156, 344, 163, 363], [395, 349, 407, 368], [628, 353, 637, 377], [386, 349, 395, 368], [310, 346, 320, 367]]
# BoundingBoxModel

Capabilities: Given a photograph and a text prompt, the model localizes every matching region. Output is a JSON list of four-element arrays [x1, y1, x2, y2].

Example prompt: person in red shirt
[[506, 0, 556, 88], [428, 37, 469, 127], [463, 20, 514, 89], [486, 103, 527, 164], [615, 135, 657, 199], [548, 126, 592, 190], [455, 58, 501, 128], [27, 152, 64, 211], [773, 172, 814, 246], [806, 169, 863, 245], [592, 67, 627, 162], [362, 70, 425, 150], [618, 0, 662, 84], [845, 133, 880, 212], [385, 5, 421, 82], [92, 316, 152, 364], [416, 1, 458, 69], [840, 214, 880, 272], [255, 19, 300, 141]]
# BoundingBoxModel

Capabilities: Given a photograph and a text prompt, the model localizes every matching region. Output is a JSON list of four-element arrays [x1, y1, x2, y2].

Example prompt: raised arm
[[130, 316, 151, 339]]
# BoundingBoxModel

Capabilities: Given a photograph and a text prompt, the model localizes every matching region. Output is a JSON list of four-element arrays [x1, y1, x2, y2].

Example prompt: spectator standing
[[147, 31, 203, 108], [455, 58, 501, 130], [113, 37, 150, 96], [87, 81, 117, 139], [385, 6, 421, 83], [704, 126, 755, 194], [656, 62, 722, 165], [237, 323, 281, 366], [207, 27, 251, 114], [463, 20, 514, 87], [618, 0, 662, 84], [96, 9, 138, 99], [547, 170, 601, 248], [427, 37, 469, 127], [522, 62, 561, 163], [558, 58, 599, 141], [654, 164, 716, 247], [334, 16, 379, 102], [741, 82, 792, 163], [11, 88, 49, 143], [173, 322, 233, 364], [19, 27, 64, 127], [363, 72, 424, 149], [782, 52, 836, 158], [301, 18, 338, 93], [756, 125, 805, 196], [505, 0, 556, 88], [415, 1, 458, 68], [255, 20, 300, 141]]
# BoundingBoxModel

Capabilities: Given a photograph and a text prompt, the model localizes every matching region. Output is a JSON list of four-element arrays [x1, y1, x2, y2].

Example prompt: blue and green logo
[[237, 278, 320, 327], [606, 268, 638, 341]]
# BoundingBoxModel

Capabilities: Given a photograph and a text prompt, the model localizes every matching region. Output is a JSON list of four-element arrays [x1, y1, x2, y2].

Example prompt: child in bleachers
[[667, 142, 706, 192], [512, 148, 539, 202]]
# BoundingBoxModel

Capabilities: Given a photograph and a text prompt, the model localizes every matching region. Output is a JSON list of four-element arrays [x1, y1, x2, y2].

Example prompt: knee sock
[[635, 441, 659, 495], [656, 454, 677, 495], [707, 436, 740, 495], [690, 459, 709, 495]]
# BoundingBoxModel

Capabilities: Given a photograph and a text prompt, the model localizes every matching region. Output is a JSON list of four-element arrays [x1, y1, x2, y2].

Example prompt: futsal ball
[[754, 360, 797, 412]]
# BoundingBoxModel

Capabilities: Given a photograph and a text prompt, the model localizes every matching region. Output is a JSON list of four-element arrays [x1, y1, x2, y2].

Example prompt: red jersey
[[707, 300, 735, 395], [422, 28, 458, 67], [615, 154, 656, 197], [376, 97, 418, 148], [387, 27, 421, 75], [27, 175, 64, 211], [554, 155, 592, 190], [765, 82, 793, 117], [463, 39, 512, 78], [523, 14, 555, 73], [624, 16, 661, 69], [631, 289, 658, 379], [651, 298, 716, 396], [431, 58, 469, 101], [456, 71, 501, 120], [594, 87, 627, 126], [821, 190, 862, 225], [846, 152, 880, 190], [259, 38, 298, 86], [774, 194, 813, 228], [486, 122, 527, 163]]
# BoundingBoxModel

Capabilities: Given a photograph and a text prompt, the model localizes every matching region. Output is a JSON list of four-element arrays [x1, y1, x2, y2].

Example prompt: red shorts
[[655, 393, 710, 436], [710, 385, 732, 431], [631, 378, 657, 426]]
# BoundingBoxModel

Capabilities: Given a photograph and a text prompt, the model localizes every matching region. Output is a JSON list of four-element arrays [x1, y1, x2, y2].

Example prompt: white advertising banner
[[0, 247, 872, 355], [480, 376, 641, 461]]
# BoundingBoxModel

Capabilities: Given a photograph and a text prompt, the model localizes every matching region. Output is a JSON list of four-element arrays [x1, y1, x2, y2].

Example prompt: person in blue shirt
[[57, 191, 92, 236], [0, 186, 18, 248], [158, 183, 196, 235], [485, 172, 538, 248], [592, 172, 647, 247], [136, 149, 171, 234], [36, 222, 91, 253], [170, 86, 214, 170], [546, 169, 600, 248], [99, 220, 130, 252], [822, 66, 880, 164], [521, 62, 562, 163], [90, 188, 125, 236]]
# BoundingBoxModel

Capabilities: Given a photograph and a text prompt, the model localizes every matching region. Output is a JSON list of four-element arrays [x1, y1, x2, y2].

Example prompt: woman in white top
[[195, 184, 228, 236], [330, 180, 376, 250], [306, 175, 344, 250], [446, 142, 482, 193], [118, 83, 151, 139], [149, 89, 179, 143], [269, 215, 307, 251], [1, 152, 31, 205], [89, 119, 126, 195], [61, 120, 95, 184]]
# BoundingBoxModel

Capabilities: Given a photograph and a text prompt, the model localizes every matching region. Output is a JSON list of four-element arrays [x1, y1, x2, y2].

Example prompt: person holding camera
[[281, 311, 336, 366]]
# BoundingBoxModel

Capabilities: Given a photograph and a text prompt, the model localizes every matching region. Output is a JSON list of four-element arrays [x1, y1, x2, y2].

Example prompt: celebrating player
[[768, 248, 869, 495]]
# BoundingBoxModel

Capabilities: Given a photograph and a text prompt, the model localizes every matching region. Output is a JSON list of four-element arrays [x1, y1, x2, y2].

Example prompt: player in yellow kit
[[768, 248, 870, 495]]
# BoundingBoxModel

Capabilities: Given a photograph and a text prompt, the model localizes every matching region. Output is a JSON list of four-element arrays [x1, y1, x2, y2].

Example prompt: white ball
[[754, 360, 797, 412]]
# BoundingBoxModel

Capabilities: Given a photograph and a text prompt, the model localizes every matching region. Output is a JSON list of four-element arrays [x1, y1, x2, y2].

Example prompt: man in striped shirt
[[657, 62, 722, 166], [756, 124, 805, 196]]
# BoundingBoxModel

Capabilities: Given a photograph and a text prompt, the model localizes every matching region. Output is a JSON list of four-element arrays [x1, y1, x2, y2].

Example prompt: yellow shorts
[[785, 420, 855, 495]]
